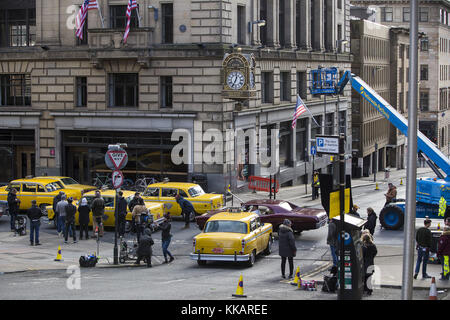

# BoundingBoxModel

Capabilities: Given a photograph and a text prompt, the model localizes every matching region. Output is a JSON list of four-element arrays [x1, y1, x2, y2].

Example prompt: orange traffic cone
[[54, 246, 63, 261], [290, 266, 301, 286], [232, 275, 247, 298], [429, 277, 438, 300]]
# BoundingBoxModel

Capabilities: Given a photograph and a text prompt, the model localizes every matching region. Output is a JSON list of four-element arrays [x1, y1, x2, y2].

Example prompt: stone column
[[298, 0, 311, 50], [312, 0, 324, 51], [266, 0, 280, 48], [252, 0, 261, 46]]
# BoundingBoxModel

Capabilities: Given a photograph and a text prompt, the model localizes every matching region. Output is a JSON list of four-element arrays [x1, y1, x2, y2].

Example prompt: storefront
[[62, 130, 188, 186], [0, 129, 35, 184]]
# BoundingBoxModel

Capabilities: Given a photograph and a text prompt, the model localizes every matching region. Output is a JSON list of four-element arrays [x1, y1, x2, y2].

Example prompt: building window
[[296, 72, 307, 100], [280, 72, 290, 102], [325, 113, 334, 135], [420, 92, 429, 112], [160, 76, 172, 108], [76, 13, 88, 45], [108, 73, 138, 107], [75, 77, 87, 107], [296, 118, 307, 161], [381, 7, 393, 22], [110, 5, 138, 29], [403, 7, 410, 22], [279, 122, 292, 167], [161, 3, 173, 44], [0, 8, 36, 47], [420, 37, 429, 51], [311, 115, 322, 139], [337, 0, 342, 10], [0, 74, 31, 106], [237, 5, 246, 45], [339, 111, 346, 135], [261, 72, 273, 104], [420, 65, 428, 81], [419, 7, 429, 22], [259, 0, 267, 46]]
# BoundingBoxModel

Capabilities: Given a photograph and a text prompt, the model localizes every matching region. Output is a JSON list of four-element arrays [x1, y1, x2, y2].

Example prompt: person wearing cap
[[56, 194, 69, 238], [135, 228, 154, 267], [53, 191, 65, 235], [278, 219, 297, 279], [7, 188, 20, 233], [160, 213, 174, 263], [350, 204, 361, 218], [78, 197, 90, 240], [27, 200, 42, 246], [65, 197, 77, 244], [175, 194, 195, 229], [414, 218, 432, 279], [91, 190, 105, 237]]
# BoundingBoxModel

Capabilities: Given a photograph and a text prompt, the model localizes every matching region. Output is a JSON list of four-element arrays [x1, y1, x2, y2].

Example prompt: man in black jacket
[[135, 228, 154, 267], [7, 188, 20, 232], [160, 213, 174, 263], [27, 200, 42, 246], [117, 191, 128, 237], [52, 191, 64, 234], [278, 219, 297, 279], [414, 218, 432, 279], [65, 197, 77, 244], [91, 191, 105, 237]]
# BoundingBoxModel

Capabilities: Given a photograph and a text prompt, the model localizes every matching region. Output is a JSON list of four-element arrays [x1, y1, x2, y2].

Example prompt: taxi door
[[19, 182, 37, 209], [254, 217, 266, 253], [249, 218, 262, 253], [161, 187, 181, 216]]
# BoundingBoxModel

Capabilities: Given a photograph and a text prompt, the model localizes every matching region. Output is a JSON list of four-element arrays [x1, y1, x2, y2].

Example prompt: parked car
[[190, 209, 273, 267], [0, 200, 7, 218], [141, 182, 224, 219], [45, 190, 165, 228], [195, 199, 328, 233], [0, 178, 79, 214], [35, 176, 97, 195]]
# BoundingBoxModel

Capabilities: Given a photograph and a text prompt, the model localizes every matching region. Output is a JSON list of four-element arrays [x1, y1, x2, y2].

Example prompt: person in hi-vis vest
[[437, 226, 450, 280]]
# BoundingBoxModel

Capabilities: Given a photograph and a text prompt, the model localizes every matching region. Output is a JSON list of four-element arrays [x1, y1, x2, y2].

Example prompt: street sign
[[105, 149, 128, 170], [311, 146, 316, 156], [316, 135, 340, 155], [111, 170, 124, 189]]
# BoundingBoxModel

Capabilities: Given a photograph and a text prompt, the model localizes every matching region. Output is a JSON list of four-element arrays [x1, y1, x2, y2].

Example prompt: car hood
[[292, 207, 327, 217], [190, 193, 223, 201]]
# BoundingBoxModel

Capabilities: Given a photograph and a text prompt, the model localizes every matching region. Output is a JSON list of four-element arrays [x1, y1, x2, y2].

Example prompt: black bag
[[79, 255, 98, 268], [322, 275, 338, 293]]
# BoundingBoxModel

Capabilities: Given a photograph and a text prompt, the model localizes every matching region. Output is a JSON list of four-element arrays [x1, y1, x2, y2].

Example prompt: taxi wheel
[[246, 250, 256, 267], [264, 235, 273, 255], [197, 260, 207, 266]]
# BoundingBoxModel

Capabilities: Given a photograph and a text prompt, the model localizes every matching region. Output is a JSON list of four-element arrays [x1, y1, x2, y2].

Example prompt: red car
[[195, 199, 328, 233]]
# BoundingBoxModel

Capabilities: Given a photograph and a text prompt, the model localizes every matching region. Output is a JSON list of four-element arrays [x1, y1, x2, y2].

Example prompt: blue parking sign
[[311, 146, 316, 155], [317, 138, 324, 147]]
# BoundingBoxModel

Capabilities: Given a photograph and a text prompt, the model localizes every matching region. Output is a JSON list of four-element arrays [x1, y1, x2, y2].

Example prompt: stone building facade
[[351, 0, 450, 158], [350, 19, 410, 177], [0, 0, 352, 193]]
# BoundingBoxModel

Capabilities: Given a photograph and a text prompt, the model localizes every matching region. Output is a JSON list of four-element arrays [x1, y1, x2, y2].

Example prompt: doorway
[[15, 146, 35, 178]]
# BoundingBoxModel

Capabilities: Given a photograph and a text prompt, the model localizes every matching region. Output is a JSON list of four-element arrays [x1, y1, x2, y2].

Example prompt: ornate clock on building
[[226, 71, 245, 90]]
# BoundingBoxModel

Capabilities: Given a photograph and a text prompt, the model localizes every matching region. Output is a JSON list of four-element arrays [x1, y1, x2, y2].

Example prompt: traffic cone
[[232, 275, 247, 298], [429, 277, 438, 300], [290, 266, 301, 285], [54, 246, 63, 261], [400, 178, 403, 186], [375, 182, 379, 190]]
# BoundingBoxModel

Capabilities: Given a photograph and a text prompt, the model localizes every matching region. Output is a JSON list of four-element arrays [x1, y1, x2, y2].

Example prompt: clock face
[[226, 71, 245, 90]]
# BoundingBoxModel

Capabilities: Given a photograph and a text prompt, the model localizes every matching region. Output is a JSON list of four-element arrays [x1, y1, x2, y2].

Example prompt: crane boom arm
[[337, 71, 450, 180]]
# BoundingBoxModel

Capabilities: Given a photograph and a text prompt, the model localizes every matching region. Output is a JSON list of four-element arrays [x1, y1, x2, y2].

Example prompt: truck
[[309, 67, 450, 230]]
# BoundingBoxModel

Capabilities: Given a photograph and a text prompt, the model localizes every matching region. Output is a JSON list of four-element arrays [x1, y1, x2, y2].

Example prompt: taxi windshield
[[204, 220, 247, 234], [60, 178, 79, 185], [45, 181, 64, 192], [188, 186, 205, 197]]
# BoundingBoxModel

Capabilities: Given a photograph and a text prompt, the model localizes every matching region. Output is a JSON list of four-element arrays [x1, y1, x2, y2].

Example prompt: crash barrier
[[248, 176, 279, 193]]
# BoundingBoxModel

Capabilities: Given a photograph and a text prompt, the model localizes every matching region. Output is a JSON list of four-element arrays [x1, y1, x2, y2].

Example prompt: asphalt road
[[0, 179, 419, 301]]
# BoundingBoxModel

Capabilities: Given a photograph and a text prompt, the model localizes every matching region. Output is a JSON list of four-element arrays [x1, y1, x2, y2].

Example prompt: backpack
[[322, 275, 338, 293], [79, 254, 98, 268]]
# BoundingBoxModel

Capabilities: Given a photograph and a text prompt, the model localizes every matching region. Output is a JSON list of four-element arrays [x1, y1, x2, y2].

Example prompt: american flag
[[292, 95, 308, 129], [123, 0, 138, 43], [75, 0, 99, 39]]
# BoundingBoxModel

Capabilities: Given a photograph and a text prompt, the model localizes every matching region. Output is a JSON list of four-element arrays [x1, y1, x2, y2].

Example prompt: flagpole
[[136, 6, 142, 27], [97, 4, 105, 28]]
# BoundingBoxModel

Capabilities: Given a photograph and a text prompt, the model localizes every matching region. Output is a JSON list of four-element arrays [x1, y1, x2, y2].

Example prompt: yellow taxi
[[190, 209, 273, 267], [0, 178, 80, 212], [141, 182, 224, 219], [46, 190, 165, 228], [35, 176, 97, 196]]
